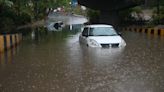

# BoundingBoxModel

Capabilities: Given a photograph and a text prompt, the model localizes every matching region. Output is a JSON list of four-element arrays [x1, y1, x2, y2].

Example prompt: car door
[[79, 27, 89, 45]]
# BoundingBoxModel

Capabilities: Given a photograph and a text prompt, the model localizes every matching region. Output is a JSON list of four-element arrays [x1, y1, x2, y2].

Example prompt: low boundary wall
[[0, 34, 22, 53], [123, 27, 164, 36]]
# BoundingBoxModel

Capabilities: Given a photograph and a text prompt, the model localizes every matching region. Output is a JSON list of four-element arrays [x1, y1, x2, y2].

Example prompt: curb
[[123, 27, 164, 36]]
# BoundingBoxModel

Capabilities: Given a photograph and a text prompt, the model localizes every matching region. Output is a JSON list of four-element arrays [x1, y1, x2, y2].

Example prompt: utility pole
[[144, 0, 148, 7]]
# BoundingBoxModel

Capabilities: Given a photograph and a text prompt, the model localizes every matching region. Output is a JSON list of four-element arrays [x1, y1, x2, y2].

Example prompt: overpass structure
[[78, 0, 144, 28]]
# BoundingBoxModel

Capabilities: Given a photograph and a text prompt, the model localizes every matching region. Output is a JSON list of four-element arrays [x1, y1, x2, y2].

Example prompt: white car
[[46, 21, 64, 31], [79, 24, 126, 48]]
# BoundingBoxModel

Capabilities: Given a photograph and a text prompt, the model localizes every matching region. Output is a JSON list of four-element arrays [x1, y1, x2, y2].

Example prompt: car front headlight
[[87, 39, 101, 47], [119, 38, 126, 47]]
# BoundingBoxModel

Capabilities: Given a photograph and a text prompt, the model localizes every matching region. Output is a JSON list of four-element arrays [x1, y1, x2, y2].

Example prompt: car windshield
[[89, 27, 118, 36]]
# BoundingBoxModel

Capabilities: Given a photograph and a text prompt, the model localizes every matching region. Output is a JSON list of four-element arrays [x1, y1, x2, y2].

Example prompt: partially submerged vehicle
[[79, 24, 126, 48], [47, 21, 64, 31]]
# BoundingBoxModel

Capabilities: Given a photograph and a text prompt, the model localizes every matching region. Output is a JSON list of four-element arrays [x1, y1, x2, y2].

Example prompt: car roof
[[84, 24, 113, 28]]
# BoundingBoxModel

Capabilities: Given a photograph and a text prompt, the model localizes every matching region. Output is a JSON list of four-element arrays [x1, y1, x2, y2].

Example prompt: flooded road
[[0, 28, 164, 92]]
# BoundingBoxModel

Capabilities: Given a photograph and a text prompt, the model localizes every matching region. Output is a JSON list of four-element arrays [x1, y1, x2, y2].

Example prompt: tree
[[0, 0, 13, 7], [0, 0, 71, 33]]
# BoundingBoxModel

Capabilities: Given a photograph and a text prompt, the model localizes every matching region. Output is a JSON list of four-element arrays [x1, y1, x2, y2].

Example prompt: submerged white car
[[79, 24, 126, 48]]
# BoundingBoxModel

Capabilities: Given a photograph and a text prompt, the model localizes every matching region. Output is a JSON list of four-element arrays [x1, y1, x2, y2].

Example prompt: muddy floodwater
[[0, 29, 164, 92]]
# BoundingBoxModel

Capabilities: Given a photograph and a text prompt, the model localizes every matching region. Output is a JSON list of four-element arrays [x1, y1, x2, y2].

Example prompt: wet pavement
[[0, 28, 164, 92]]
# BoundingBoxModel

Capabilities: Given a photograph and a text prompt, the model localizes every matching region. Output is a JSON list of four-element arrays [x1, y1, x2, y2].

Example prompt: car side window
[[82, 27, 89, 36]]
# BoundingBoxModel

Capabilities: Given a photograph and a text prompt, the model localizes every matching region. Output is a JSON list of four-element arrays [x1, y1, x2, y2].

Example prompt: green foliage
[[119, 8, 134, 21], [152, 6, 164, 24], [144, 0, 164, 7], [87, 9, 100, 23], [0, 17, 15, 34], [119, 6, 147, 26], [132, 6, 142, 13], [0, 4, 16, 33], [0, 0, 71, 33], [0, 0, 13, 7], [119, 0, 164, 25]]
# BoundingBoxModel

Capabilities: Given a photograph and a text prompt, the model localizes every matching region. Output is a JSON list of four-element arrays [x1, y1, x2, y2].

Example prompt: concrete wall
[[0, 34, 22, 53], [99, 11, 120, 29]]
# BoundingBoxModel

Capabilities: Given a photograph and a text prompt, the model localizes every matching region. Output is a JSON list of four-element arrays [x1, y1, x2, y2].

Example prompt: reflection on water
[[0, 28, 164, 92], [0, 46, 19, 67]]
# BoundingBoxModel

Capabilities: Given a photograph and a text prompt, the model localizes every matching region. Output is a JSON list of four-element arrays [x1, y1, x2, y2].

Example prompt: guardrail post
[[0, 35, 4, 52], [161, 29, 164, 36], [10, 34, 13, 48]]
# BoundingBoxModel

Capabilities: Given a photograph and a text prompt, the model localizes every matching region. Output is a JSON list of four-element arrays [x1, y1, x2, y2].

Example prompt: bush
[[0, 17, 15, 34], [0, 5, 32, 33], [15, 13, 32, 26], [151, 6, 164, 25]]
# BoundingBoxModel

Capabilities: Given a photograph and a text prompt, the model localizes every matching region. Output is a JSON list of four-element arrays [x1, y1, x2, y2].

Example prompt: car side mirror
[[118, 32, 122, 36], [82, 34, 88, 37]]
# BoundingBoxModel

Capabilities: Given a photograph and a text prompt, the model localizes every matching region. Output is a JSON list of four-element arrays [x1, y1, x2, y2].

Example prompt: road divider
[[123, 27, 164, 36], [0, 34, 22, 53]]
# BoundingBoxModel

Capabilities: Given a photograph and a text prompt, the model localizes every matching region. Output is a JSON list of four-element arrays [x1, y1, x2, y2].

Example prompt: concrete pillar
[[99, 11, 120, 29], [6, 35, 11, 50]]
